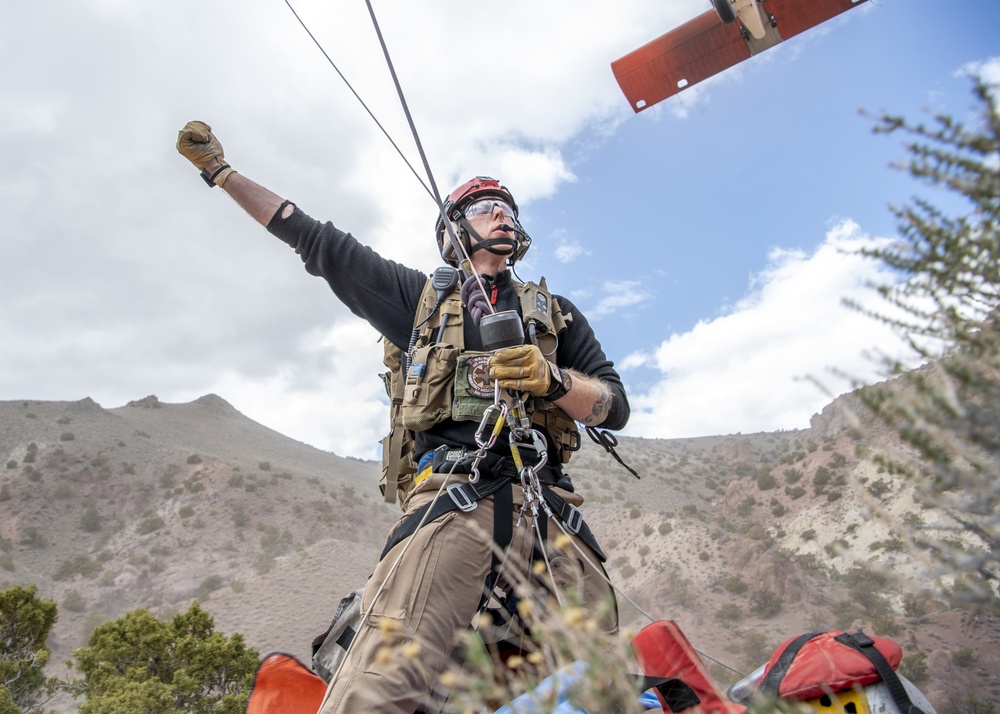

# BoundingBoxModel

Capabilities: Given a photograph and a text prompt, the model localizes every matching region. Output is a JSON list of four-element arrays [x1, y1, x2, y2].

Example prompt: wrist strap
[[543, 363, 569, 401], [200, 160, 232, 188]]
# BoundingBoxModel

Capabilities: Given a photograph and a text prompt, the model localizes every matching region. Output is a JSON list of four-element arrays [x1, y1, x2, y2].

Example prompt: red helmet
[[435, 176, 531, 267]]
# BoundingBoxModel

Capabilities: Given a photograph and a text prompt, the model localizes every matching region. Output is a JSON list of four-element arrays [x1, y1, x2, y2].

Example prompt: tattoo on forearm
[[585, 383, 612, 425]]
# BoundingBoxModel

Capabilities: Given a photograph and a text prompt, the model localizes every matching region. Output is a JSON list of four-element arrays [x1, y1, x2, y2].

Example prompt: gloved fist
[[488, 344, 554, 397], [176, 120, 234, 187]]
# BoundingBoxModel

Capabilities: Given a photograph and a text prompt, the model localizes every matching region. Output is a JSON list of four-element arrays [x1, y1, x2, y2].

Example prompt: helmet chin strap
[[470, 239, 517, 256], [458, 217, 519, 262]]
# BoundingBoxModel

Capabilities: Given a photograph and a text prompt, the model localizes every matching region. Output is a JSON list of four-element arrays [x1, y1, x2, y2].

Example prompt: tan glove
[[489, 344, 560, 397], [176, 120, 235, 187]]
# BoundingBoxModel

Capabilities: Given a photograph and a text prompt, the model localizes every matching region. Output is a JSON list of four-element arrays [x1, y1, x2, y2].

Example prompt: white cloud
[[588, 281, 651, 320], [554, 232, 590, 264], [957, 56, 1000, 88], [623, 220, 918, 439]]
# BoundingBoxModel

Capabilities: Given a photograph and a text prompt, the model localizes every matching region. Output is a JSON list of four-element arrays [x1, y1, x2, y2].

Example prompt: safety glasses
[[463, 198, 516, 220]]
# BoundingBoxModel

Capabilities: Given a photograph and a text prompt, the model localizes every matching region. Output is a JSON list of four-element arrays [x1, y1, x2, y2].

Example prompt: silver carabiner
[[474, 401, 507, 450]]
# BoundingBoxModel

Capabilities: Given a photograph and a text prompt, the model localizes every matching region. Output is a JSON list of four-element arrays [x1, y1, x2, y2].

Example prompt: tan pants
[[317, 472, 617, 714]]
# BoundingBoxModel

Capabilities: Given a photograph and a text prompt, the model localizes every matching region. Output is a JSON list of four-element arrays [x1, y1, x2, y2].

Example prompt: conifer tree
[[71, 602, 259, 713], [0, 585, 58, 713], [852, 76, 999, 602]]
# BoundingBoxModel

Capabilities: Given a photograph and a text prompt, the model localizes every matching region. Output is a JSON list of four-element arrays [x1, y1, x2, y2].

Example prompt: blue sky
[[2, 0, 997, 459]]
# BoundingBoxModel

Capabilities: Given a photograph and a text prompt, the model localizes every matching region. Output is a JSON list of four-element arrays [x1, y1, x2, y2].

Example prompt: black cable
[[282, 0, 432, 202]]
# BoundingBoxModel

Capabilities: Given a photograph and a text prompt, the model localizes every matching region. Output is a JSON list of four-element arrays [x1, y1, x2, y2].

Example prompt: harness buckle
[[564, 504, 583, 535], [447, 483, 477, 513]]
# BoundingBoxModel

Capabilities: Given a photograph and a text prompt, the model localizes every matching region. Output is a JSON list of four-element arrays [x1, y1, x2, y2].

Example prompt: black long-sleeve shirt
[[267, 205, 629, 461]]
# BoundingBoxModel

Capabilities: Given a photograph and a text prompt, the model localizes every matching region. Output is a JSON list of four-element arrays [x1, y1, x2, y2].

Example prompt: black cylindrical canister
[[479, 310, 524, 352]]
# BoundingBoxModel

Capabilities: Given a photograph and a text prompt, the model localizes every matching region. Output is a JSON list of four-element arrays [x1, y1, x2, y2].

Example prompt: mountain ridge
[[1, 391, 997, 712]]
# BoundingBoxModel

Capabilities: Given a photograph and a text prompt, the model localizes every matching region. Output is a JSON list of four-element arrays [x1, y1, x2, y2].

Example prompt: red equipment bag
[[245, 652, 327, 714], [756, 630, 903, 701], [630, 620, 745, 714]]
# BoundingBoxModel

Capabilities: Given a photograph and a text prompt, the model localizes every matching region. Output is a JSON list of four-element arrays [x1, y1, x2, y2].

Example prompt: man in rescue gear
[[177, 120, 630, 714]]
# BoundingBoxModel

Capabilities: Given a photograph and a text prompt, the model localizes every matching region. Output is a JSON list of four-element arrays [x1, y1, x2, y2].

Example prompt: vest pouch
[[453, 351, 500, 423], [531, 401, 580, 464], [401, 344, 458, 432]]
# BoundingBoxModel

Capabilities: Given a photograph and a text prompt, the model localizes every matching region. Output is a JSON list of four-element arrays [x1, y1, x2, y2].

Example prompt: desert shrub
[[62, 590, 86, 613], [53, 555, 102, 581], [197, 575, 226, 600], [951, 646, 976, 667], [80, 507, 102, 533], [898, 649, 928, 683], [867, 478, 892, 498], [59, 432, 75, 442], [629, 507, 640, 519], [813, 466, 831, 492], [722, 576, 748, 595], [258, 461, 271, 471], [5, 460, 15, 470], [18, 527, 46, 549], [750, 589, 782, 618], [620, 564, 636, 579], [658, 521, 672, 536], [179, 505, 195, 519], [136, 514, 166, 535], [785, 485, 806, 500], [714, 603, 744, 623], [783, 468, 803, 485], [186, 454, 202, 465], [871, 615, 901, 636], [800, 529, 817, 541], [756, 470, 777, 491]]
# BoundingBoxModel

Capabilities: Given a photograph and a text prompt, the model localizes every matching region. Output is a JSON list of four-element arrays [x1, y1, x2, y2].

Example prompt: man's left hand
[[489, 344, 552, 396]]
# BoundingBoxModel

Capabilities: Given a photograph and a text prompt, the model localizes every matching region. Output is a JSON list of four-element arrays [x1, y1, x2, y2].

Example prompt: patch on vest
[[453, 353, 498, 423], [464, 355, 494, 398]]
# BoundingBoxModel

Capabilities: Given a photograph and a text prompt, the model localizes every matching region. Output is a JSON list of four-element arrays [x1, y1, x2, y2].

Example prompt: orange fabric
[[245, 653, 327, 714], [630, 620, 744, 714], [762, 631, 902, 700]]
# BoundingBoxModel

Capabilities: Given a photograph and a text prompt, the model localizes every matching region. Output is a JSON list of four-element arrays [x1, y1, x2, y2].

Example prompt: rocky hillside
[[1, 393, 997, 713]]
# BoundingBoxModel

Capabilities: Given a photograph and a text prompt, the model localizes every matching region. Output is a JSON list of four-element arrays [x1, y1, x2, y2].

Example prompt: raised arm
[[176, 120, 291, 226]]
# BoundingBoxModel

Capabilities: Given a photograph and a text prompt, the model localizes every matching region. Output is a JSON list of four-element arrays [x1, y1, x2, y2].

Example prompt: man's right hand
[[176, 121, 234, 187]]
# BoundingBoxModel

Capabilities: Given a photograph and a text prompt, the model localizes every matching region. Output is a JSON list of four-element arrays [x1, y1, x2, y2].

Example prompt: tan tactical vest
[[379, 276, 579, 505]]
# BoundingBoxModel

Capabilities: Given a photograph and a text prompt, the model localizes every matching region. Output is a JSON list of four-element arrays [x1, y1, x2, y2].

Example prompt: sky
[[3, 0, 998, 460]]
